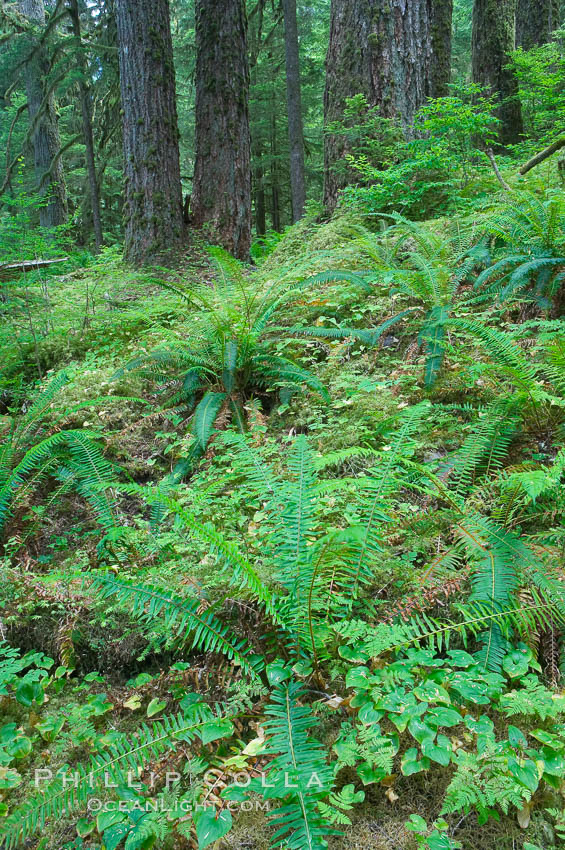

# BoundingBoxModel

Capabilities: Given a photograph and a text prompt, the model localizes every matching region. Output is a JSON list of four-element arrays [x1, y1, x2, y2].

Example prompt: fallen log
[[519, 138, 565, 176], [0, 257, 69, 282]]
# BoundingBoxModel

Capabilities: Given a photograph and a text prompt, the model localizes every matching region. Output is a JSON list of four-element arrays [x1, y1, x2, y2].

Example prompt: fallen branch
[[519, 137, 565, 176], [486, 148, 511, 191], [0, 257, 69, 281]]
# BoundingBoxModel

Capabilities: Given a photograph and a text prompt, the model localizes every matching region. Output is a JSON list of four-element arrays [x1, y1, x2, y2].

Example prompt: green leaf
[[76, 818, 94, 838], [146, 698, 166, 718], [266, 660, 292, 686], [426, 707, 462, 728], [421, 734, 452, 766], [508, 757, 540, 792], [200, 718, 234, 745], [401, 748, 431, 776], [503, 649, 529, 678], [345, 666, 371, 689], [97, 811, 126, 832], [103, 821, 130, 850], [408, 717, 435, 745], [507, 725, 527, 749], [357, 762, 388, 785], [193, 807, 232, 850], [5, 735, 31, 759], [0, 767, 21, 789], [15, 681, 44, 707]]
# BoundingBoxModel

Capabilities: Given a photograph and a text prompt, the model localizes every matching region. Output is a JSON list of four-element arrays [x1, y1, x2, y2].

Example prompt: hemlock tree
[[323, 0, 441, 211], [282, 0, 306, 222], [115, 0, 184, 265], [516, 0, 560, 49], [472, 0, 524, 147], [192, 0, 252, 260], [19, 0, 68, 228]]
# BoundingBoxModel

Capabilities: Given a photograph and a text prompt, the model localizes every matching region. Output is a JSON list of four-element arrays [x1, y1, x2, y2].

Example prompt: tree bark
[[252, 139, 267, 236], [270, 98, 281, 232], [67, 0, 103, 251], [430, 0, 453, 98], [192, 0, 252, 260], [472, 0, 524, 148], [19, 0, 68, 228], [323, 0, 434, 212], [115, 0, 184, 265], [516, 0, 559, 49], [282, 0, 306, 222]]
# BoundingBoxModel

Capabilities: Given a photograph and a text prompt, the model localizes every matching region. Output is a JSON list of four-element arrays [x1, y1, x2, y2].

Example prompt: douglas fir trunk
[[430, 0, 453, 98], [472, 0, 524, 147], [115, 0, 184, 265], [282, 0, 306, 222], [192, 0, 252, 260], [516, 0, 560, 49], [323, 0, 437, 211]]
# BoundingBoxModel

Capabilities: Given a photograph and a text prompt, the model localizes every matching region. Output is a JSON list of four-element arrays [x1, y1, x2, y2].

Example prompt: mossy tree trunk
[[115, 0, 184, 265], [430, 0, 453, 98], [472, 0, 524, 147], [516, 0, 560, 49], [323, 0, 436, 212], [282, 0, 306, 222], [192, 0, 252, 260], [19, 0, 68, 228], [67, 0, 103, 251]]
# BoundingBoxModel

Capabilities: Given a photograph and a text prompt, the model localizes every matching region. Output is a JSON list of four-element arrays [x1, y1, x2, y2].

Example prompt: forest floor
[[1, 197, 564, 850]]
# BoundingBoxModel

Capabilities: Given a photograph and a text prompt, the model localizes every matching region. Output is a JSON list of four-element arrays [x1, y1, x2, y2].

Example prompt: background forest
[[0, 0, 565, 849]]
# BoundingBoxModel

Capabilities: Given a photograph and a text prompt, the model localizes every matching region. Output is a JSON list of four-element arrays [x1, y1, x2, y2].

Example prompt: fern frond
[[258, 675, 336, 850], [90, 574, 262, 677], [0, 706, 231, 849]]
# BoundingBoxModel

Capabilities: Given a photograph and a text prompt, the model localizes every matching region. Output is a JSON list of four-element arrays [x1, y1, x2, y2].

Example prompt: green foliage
[[342, 85, 499, 217], [512, 32, 565, 145], [474, 190, 565, 308], [118, 248, 329, 456], [335, 643, 565, 824], [90, 572, 262, 678], [0, 372, 119, 539], [237, 664, 336, 850]]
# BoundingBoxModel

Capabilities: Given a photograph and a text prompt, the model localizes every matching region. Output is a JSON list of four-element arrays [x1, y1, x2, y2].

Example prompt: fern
[[116, 250, 332, 454], [90, 574, 263, 678], [0, 704, 232, 849], [250, 671, 336, 850]]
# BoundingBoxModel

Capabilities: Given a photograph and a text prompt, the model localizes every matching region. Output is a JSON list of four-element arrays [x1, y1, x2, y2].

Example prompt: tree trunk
[[67, 0, 103, 251], [516, 0, 560, 49], [19, 0, 68, 228], [323, 0, 434, 212], [270, 102, 281, 232], [472, 0, 524, 147], [115, 0, 184, 265], [282, 0, 306, 222], [253, 139, 267, 236], [430, 0, 453, 98], [192, 0, 252, 260]]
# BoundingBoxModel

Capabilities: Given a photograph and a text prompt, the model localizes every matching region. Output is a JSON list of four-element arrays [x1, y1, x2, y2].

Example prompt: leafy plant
[[0, 371, 121, 540], [474, 191, 565, 309], [118, 247, 330, 457]]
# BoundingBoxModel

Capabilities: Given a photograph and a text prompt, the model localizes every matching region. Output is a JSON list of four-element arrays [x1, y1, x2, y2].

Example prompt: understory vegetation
[[1, 175, 564, 850], [1, 2, 565, 849]]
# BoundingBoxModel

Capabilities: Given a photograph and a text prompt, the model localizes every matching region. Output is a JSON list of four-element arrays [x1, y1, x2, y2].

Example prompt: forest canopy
[[0, 1, 564, 849]]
